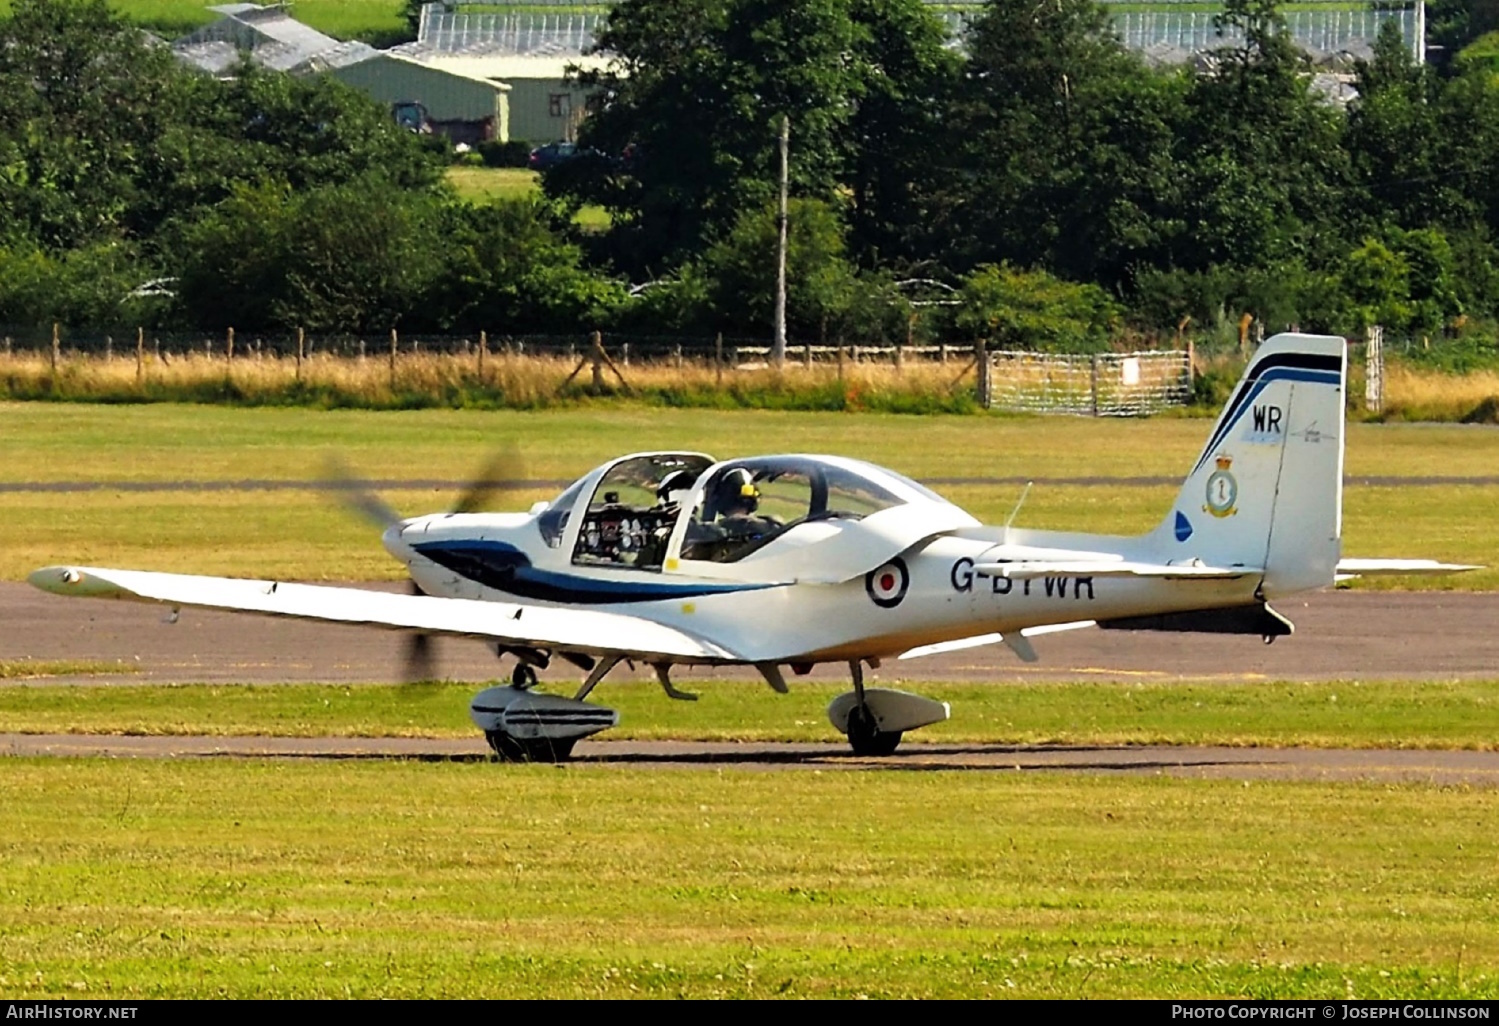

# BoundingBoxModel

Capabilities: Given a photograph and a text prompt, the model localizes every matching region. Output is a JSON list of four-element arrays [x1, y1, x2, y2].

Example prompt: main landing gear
[[471, 656, 953, 762], [826, 659, 951, 756]]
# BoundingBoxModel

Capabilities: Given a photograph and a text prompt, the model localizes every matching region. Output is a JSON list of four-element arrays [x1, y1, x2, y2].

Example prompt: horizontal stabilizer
[[1335, 558, 1481, 579], [28, 565, 737, 662], [1098, 603, 1293, 637], [975, 559, 1257, 580]]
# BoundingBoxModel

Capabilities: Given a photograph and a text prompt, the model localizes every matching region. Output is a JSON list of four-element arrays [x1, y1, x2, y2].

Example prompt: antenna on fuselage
[[1003, 481, 1033, 544]]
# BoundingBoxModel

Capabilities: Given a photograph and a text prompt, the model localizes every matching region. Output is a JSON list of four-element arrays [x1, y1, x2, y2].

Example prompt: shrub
[[478, 140, 532, 168]]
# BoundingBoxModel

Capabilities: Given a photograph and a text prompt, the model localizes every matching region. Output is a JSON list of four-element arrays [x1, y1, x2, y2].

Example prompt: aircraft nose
[[382, 520, 415, 561]]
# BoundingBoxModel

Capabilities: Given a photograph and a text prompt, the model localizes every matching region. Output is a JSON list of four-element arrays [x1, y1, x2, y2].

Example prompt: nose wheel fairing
[[469, 684, 619, 762]]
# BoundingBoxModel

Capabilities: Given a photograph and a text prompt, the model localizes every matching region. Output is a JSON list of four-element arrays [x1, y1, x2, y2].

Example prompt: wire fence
[[2, 323, 1466, 416], [0, 325, 1207, 415]]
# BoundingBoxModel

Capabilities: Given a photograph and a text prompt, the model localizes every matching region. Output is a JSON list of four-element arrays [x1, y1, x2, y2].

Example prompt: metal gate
[[985, 349, 1194, 416]]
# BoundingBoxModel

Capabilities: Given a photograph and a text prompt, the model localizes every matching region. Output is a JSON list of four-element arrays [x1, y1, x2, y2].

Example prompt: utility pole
[[772, 114, 790, 368]]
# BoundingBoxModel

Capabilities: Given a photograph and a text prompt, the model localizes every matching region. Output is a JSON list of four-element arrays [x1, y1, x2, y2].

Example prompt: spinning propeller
[[320, 448, 526, 682]]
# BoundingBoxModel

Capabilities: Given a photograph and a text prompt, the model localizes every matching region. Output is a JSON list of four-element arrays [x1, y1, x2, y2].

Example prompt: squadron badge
[[1203, 455, 1238, 518]]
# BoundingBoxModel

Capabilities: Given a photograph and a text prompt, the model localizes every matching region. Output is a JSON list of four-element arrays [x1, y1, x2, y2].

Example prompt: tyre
[[845, 704, 902, 756], [485, 732, 576, 763]]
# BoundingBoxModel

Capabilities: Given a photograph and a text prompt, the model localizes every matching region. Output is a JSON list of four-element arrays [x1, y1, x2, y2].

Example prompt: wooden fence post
[[591, 331, 605, 394], [1090, 353, 1100, 417], [975, 338, 991, 409], [296, 327, 305, 383], [477, 329, 487, 383], [802, 342, 811, 368], [389, 329, 398, 389], [136, 327, 144, 382], [50, 323, 59, 373], [1366, 324, 1384, 414], [715, 333, 723, 388], [226, 326, 235, 365]]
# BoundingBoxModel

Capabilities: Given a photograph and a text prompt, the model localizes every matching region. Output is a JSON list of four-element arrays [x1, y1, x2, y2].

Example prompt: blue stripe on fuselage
[[411, 539, 772, 604]]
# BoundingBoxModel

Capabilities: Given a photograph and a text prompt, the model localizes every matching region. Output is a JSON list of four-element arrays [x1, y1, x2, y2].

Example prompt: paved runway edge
[[4, 733, 1498, 785]]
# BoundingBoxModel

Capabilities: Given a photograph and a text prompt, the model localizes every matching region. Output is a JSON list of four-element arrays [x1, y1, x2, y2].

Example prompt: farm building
[[172, 3, 374, 76], [375, 51, 610, 145], [329, 53, 512, 146]]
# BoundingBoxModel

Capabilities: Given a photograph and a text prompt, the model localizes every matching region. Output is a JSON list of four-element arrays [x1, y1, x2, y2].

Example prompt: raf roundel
[[866, 558, 910, 608]]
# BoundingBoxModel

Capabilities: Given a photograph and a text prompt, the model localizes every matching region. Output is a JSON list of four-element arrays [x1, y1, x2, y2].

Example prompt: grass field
[[91, 1, 403, 41], [2, 758, 1495, 998], [0, 402, 1492, 587], [445, 167, 612, 228], [2, 394, 1496, 1000], [6, 677, 1499, 750]]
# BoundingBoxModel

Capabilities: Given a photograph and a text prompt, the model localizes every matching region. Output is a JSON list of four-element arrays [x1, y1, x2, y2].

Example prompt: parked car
[[528, 141, 579, 171]]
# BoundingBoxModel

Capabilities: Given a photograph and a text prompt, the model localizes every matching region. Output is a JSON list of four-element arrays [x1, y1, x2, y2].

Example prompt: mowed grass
[[101, 1, 401, 40], [6, 678, 1499, 750], [0, 402, 1493, 587], [446, 166, 541, 203], [1, 758, 1495, 998], [0, 660, 133, 680], [445, 167, 612, 228]]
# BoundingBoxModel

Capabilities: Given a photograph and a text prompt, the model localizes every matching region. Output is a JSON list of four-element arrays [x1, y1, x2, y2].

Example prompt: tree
[[701, 197, 862, 340], [0, 240, 157, 327], [1342, 238, 1411, 330], [551, 0, 956, 277], [840, 0, 962, 267], [947, 0, 1183, 286], [425, 200, 628, 333], [0, 0, 180, 248], [952, 263, 1117, 352], [138, 62, 444, 238], [1172, 0, 1350, 272], [1345, 20, 1464, 233], [174, 178, 448, 333]]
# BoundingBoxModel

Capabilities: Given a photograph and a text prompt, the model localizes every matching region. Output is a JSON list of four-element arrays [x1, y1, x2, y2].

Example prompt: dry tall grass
[[1379, 364, 1499, 422], [2, 348, 1493, 420], [0, 348, 986, 413]]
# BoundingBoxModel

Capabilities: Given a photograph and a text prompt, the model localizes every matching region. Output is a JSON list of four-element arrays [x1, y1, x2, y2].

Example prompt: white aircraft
[[29, 333, 1475, 760]]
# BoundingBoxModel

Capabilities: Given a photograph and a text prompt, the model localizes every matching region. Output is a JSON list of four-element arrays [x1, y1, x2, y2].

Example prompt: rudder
[[1157, 334, 1346, 597]]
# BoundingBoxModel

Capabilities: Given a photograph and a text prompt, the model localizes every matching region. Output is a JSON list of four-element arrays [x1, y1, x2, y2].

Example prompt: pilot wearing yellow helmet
[[683, 467, 780, 561]]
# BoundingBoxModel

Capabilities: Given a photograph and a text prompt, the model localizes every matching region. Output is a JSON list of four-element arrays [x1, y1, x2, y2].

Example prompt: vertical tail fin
[[1158, 334, 1347, 596]]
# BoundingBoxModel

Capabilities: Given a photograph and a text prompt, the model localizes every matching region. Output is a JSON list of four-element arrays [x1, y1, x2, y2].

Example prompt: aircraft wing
[[973, 560, 1258, 580], [27, 565, 739, 662], [1334, 558, 1481, 580]]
